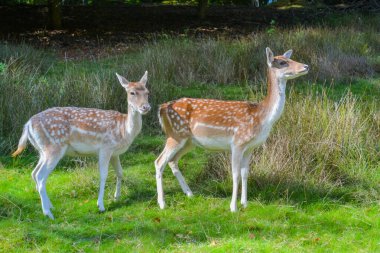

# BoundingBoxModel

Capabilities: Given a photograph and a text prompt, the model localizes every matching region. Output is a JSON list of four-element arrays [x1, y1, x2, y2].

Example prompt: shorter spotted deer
[[12, 71, 151, 219], [155, 48, 309, 212]]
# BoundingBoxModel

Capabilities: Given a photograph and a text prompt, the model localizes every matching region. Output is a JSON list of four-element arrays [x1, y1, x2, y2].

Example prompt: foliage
[[266, 19, 277, 34], [0, 12, 379, 252], [0, 127, 379, 251], [0, 62, 6, 74], [0, 14, 378, 153], [204, 89, 379, 204]]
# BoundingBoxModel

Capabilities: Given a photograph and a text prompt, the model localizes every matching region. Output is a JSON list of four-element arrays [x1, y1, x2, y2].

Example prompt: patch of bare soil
[[0, 5, 373, 59]]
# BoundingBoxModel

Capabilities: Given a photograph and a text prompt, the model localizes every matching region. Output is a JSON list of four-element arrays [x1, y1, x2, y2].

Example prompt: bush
[[202, 90, 379, 203], [0, 15, 378, 153]]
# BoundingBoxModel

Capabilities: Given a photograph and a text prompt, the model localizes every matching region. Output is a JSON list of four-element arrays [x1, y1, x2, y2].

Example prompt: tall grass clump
[[138, 20, 377, 85], [0, 15, 379, 154], [204, 89, 379, 203]]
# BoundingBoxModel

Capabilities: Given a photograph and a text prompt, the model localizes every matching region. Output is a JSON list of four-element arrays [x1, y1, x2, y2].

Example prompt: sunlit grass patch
[[0, 12, 379, 252]]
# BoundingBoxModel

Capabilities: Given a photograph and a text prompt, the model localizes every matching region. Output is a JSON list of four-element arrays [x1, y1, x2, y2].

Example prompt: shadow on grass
[[104, 152, 379, 211], [103, 167, 379, 214], [1, 158, 379, 252], [21, 217, 210, 251], [2, 148, 378, 216], [190, 165, 380, 206]]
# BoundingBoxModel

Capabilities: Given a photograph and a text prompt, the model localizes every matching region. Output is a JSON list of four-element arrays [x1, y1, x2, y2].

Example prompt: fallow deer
[[155, 48, 309, 212], [12, 71, 151, 219]]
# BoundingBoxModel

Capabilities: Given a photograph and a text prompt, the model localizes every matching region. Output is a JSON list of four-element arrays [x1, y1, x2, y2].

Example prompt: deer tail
[[158, 103, 174, 137], [11, 122, 29, 157]]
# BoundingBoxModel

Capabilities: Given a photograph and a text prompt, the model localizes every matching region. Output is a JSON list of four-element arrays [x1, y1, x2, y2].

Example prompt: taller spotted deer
[[12, 71, 151, 219], [155, 48, 309, 212]]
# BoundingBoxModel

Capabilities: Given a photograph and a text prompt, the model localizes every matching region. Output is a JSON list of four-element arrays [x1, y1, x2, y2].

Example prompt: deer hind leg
[[97, 150, 112, 212], [30, 130, 45, 191], [240, 151, 252, 208], [35, 146, 66, 219], [168, 141, 193, 197], [110, 155, 123, 201], [230, 146, 243, 212], [155, 137, 187, 209], [32, 156, 44, 191]]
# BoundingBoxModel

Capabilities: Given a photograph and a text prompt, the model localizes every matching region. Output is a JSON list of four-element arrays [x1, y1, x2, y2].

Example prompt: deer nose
[[304, 65, 310, 71], [141, 104, 151, 112]]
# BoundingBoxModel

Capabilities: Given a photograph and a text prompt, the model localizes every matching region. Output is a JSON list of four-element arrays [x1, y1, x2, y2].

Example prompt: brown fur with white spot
[[12, 71, 151, 219], [155, 48, 309, 212]]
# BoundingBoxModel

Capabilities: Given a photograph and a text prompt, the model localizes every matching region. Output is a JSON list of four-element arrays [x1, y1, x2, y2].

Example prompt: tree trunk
[[48, 0, 62, 29], [198, 0, 208, 20]]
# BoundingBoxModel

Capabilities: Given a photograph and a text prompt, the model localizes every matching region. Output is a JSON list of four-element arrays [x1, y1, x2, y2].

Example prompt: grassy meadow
[[0, 13, 379, 252]]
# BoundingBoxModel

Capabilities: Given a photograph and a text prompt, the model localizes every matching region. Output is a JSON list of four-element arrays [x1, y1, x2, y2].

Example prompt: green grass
[[1, 12, 379, 252], [1, 79, 379, 251], [1, 135, 380, 252]]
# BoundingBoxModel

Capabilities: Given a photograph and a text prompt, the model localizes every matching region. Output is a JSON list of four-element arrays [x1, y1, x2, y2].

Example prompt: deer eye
[[280, 61, 287, 66], [130, 91, 136, 96]]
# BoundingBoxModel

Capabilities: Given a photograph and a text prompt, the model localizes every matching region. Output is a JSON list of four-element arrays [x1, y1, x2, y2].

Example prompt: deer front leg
[[155, 150, 167, 209], [110, 155, 123, 200], [241, 151, 252, 208], [230, 146, 243, 212], [97, 150, 112, 212]]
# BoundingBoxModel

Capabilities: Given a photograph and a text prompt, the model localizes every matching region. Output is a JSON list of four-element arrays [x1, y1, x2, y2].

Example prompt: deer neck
[[125, 104, 142, 138], [261, 68, 287, 124]]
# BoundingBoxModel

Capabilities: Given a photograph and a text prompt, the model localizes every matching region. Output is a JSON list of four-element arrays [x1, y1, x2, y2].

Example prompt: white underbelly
[[192, 136, 232, 151], [66, 142, 101, 156], [112, 143, 132, 156], [65, 141, 132, 157]]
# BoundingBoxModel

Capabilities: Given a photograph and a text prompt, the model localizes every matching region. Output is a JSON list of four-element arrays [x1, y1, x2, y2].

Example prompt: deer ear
[[139, 71, 148, 85], [116, 73, 130, 89], [266, 47, 274, 66], [283, 49, 293, 59]]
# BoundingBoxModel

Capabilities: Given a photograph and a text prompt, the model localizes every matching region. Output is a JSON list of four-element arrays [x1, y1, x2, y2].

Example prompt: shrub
[[203, 90, 380, 203], [0, 15, 378, 153]]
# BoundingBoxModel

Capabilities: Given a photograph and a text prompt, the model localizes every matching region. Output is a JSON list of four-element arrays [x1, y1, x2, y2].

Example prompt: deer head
[[116, 71, 151, 115], [266, 47, 309, 80]]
